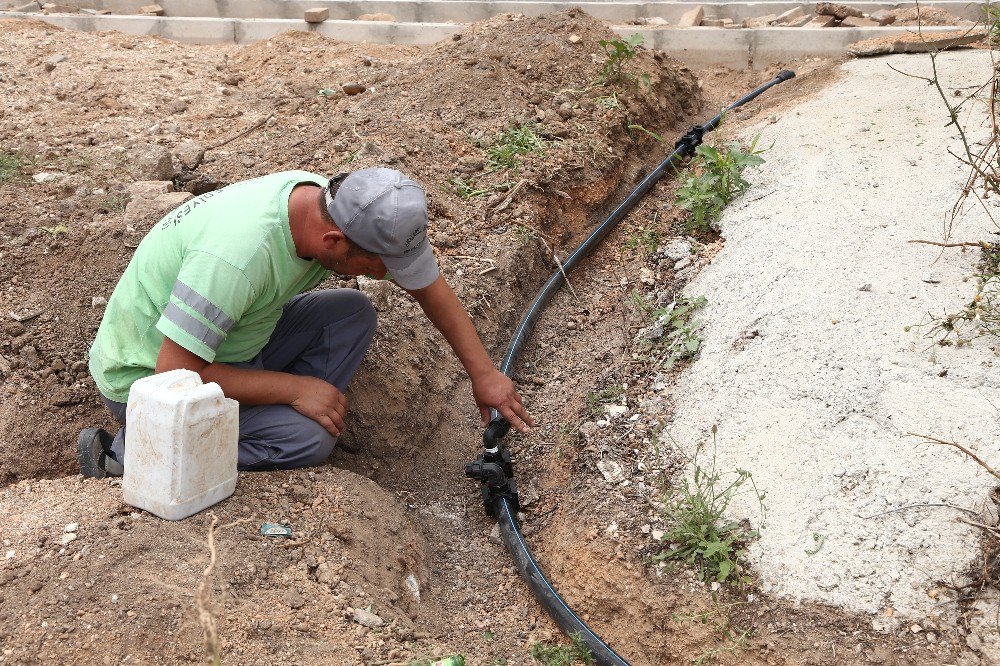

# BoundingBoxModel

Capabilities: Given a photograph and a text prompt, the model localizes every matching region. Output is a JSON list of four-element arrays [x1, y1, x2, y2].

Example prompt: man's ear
[[320, 228, 348, 251]]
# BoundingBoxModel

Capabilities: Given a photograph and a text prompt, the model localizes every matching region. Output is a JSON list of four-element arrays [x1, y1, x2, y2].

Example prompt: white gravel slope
[[666, 50, 999, 621]]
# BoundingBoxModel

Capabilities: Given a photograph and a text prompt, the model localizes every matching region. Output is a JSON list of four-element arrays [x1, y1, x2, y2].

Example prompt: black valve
[[465, 447, 519, 518]]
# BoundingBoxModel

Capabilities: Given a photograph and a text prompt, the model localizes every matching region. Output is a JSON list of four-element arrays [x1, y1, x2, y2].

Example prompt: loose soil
[[0, 10, 973, 666]]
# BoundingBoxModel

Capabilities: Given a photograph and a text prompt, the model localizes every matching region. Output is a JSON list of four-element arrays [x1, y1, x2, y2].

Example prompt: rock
[[11, 1, 40, 12], [816, 2, 863, 20], [303, 7, 327, 22], [701, 18, 725, 27], [674, 256, 693, 270], [91, 295, 107, 307], [603, 404, 628, 419], [404, 573, 420, 602], [41, 3, 77, 12], [123, 192, 193, 227], [167, 98, 187, 114], [174, 141, 205, 170], [357, 12, 395, 21], [63, 523, 78, 533], [342, 83, 366, 96], [352, 608, 384, 628], [774, 6, 805, 24], [966, 633, 983, 651], [31, 172, 60, 184], [805, 14, 837, 27], [488, 524, 502, 545], [597, 459, 625, 483], [677, 6, 705, 27], [139, 4, 163, 15], [579, 421, 599, 440], [840, 16, 880, 27], [848, 30, 985, 56], [20, 346, 40, 369], [128, 180, 173, 198], [662, 239, 692, 261], [130, 144, 174, 181], [314, 562, 341, 587], [785, 13, 814, 26], [869, 9, 896, 25], [568, 33, 582, 43], [743, 14, 779, 27], [557, 102, 574, 120], [59, 532, 77, 546], [282, 589, 305, 609], [42, 54, 66, 71]]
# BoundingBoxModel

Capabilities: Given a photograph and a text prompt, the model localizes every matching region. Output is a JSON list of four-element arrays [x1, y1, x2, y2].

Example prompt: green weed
[[0, 151, 26, 182], [597, 33, 644, 86], [98, 191, 129, 215], [447, 176, 491, 199], [674, 603, 752, 666], [584, 386, 624, 419], [655, 427, 766, 585], [636, 295, 708, 369], [530, 633, 595, 665], [910, 242, 1000, 347], [622, 222, 661, 256], [676, 135, 766, 232], [985, 3, 1000, 40], [594, 92, 621, 110], [487, 124, 546, 172]]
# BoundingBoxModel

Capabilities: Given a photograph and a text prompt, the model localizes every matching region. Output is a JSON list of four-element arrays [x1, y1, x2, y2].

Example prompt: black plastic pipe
[[476, 70, 796, 666]]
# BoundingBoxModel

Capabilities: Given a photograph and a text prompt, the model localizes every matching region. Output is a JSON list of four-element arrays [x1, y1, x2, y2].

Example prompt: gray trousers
[[100, 288, 377, 471]]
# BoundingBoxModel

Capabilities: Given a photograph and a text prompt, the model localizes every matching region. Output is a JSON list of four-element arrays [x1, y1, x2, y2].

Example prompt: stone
[[743, 14, 779, 27], [848, 30, 985, 56], [816, 2, 863, 20], [42, 3, 76, 11], [167, 98, 187, 114], [568, 33, 582, 43], [127, 180, 173, 198], [488, 524, 502, 545], [805, 14, 837, 27], [701, 18, 725, 27], [352, 608, 384, 628], [840, 16, 880, 27], [91, 296, 107, 307], [357, 12, 395, 21], [123, 192, 192, 227], [20, 346, 40, 369], [63, 523, 78, 533], [774, 6, 805, 24], [662, 239, 692, 261], [174, 141, 205, 170], [303, 7, 327, 23], [786, 14, 814, 27], [677, 6, 704, 27], [869, 9, 896, 25], [138, 4, 163, 15], [646, 16, 669, 26], [59, 533, 77, 545], [557, 102, 573, 120], [32, 172, 60, 184], [314, 562, 340, 587], [342, 83, 366, 96], [11, 1, 40, 12], [597, 459, 625, 483], [281, 589, 305, 609], [604, 404, 628, 419], [130, 143, 174, 181]]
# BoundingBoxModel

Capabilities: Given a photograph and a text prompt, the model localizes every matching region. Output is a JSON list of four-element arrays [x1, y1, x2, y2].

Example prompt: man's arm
[[155, 337, 348, 437], [405, 275, 534, 432]]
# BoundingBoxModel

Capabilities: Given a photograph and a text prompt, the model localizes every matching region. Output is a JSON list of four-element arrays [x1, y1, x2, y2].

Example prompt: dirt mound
[[0, 468, 432, 663], [0, 9, 698, 484]]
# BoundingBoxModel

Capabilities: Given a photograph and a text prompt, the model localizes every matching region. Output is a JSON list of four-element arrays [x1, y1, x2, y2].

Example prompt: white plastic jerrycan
[[123, 368, 239, 521]]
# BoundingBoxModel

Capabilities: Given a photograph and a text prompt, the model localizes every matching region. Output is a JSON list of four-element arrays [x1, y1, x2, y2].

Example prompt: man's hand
[[472, 369, 534, 433], [289, 376, 349, 438]]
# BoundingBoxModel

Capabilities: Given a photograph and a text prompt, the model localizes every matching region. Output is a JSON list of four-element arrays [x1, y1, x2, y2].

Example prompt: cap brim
[[381, 240, 439, 290]]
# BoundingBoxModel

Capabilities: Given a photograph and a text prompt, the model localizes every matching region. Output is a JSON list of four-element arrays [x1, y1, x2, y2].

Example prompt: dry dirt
[[0, 10, 976, 666]]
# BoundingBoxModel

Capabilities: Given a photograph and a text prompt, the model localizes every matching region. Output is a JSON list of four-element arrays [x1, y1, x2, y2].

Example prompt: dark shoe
[[77, 428, 124, 479]]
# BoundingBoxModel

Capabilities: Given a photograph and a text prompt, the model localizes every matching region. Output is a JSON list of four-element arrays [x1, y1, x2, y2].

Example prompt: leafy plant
[[594, 92, 621, 110], [530, 633, 595, 665], [655, 427, 766, 585], [674, 603, 752, 666], [622, 222, 661, 256], [584, 385, 624, 419], [637, 295, 708, 369], [597, 33, 644, 86], [486, 124, 546, 173], [676, 136, 766, 232], [0, 151, 26, 182], [447, 176, 491, 199]]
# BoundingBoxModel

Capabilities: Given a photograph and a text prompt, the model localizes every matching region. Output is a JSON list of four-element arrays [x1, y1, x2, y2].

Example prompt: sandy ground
[[668, 47, 999, 643]]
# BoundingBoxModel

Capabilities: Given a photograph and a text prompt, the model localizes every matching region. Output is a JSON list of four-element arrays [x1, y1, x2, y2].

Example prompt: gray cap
[[324, 167, 439, 290]]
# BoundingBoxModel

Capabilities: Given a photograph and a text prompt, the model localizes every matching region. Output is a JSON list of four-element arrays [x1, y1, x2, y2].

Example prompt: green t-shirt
[[89, 171, 331, 403]]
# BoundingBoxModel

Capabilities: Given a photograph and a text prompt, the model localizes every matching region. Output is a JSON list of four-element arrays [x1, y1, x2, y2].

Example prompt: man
[[78, 167, 533, 478]]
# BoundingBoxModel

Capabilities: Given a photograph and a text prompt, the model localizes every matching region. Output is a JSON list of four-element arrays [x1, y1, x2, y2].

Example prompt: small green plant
[[0, 151, 26, 182], [674, 603, 752, 666], [594, 92, 621, 110], [655, 427, 766, 585], [910, 243, 1000, 346], [985, 3, 1000, 40], [676, 136, 766, 232], [98, 191, 129, 215], [584, 385, 624, 419], [623, 222, 661, 256], [530, 633, 595, 665], [637, 295, 708, 369], [41, 224, 69, 235], [447, 176, 490, 199], [487, 124, 546, 172], [597, 33, 644, 86]]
